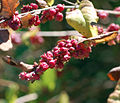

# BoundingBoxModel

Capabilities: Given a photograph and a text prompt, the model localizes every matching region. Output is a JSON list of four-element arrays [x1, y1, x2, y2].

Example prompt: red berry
[[40, 62, 49, 71], [55, 12, 63, 21], [8, 15, 21, 30], [49, 60, 56, 68], [30, 3, 38, 9], [49, 9, 56, 16], [97, 11, 108, 19], [57, 4, 64, 12], [114, 7, 120, 17], [34, 19, 41, 26], [48, 16, 54, 21], [97, 26, 104, 34], [107, 23, 120, 32]]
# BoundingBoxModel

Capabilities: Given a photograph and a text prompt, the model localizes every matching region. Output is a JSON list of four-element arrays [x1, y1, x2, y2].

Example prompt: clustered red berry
[[21, 3, 41, 26], [97, 11, 109, 19], [8, 15, 21, 30], [107, 23, 120, 32], [106, 23, 120, 45], [21, 3, 38, 13], [40, 4, 64, 23], [19, 38, 93, 81], [30, 35, 44, 44]]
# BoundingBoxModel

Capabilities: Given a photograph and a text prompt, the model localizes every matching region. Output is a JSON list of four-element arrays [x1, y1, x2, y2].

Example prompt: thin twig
[[19, 5, 79, 18], [96, 9, 120, 15], [15, 93, 38, 103], [62, 0, 76, 5]]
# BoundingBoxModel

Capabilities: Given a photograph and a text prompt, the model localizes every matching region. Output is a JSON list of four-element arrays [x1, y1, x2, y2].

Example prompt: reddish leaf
[[21, 14, 34, 28], [0, 0, 19, 19]]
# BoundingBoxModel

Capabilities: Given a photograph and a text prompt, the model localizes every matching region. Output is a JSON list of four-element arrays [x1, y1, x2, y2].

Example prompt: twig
[[62, 0, 76, 5], [15, 93, 38, 103], [19, 5, 79, 18], [96, 9, 120, 15]]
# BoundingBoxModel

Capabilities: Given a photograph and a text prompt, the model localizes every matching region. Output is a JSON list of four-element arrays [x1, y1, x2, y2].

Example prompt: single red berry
[[55, 12, 63, 21], [114, 7, 120, 17], [40, 62, 49, 71], [30, 3, 38, 9], [34, 19, 41, 26], [58, 41, 65, 47], [49, 9, 56, 16], [97, 11, 108, 19], [97, 26, 104, 34], [48, 16, 54, 21], [57, 4, 64, 12], [49, 59, 56, 68]]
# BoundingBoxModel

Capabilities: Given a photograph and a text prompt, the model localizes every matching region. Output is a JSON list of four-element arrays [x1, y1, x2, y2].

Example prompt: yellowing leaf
[[59, 91, 69, 103], [66, 0, 99, 38], [45, 0, 54, 6], [66, 9, 86, 35]]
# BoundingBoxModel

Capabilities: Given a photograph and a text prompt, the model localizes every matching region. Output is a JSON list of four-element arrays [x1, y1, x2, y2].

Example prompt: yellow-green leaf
[[45, 0, 54, 6]]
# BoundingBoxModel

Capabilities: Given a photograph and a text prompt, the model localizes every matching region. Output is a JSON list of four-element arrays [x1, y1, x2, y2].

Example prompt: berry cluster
[[8, 12, 21, 30], [21, 3, 41, 26], [106, 23, 120, 46], [19, 38, 92, 81], [40, 4, 64, 23]]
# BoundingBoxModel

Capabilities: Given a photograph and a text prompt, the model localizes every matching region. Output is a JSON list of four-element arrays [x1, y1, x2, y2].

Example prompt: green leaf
[[59, 91, 69, 103], [42, 69, 56, 91]]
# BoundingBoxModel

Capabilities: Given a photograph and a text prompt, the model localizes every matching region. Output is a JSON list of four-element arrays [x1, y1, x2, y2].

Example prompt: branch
[[15, 93, 38, 103], [96, 9, 120, 15]]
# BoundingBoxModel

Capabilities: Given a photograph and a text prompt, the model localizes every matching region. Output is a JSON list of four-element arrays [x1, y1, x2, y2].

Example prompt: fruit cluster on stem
[[19, 38, 93, 81]]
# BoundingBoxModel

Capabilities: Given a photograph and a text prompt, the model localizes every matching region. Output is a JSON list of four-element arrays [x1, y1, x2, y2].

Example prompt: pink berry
[[48, 16, 54, 21], [49, 9, 56, 16], [49, 60, 56, 68], [57, 4, 64, 12], [55, 12, 63, 21], [34, 19, 41, 26], [114, 7, 120, 17], [40, 62, 49, 71], [97, 26, 104, 34], [97, 11, 108, 19], [107, 23, 120, 32], [30, 3, 38, 9], [8, 15, 21, 30]]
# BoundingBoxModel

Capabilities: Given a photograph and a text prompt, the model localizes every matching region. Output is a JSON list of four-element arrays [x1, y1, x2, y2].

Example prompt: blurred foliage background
[[0, 0, 120, 103]]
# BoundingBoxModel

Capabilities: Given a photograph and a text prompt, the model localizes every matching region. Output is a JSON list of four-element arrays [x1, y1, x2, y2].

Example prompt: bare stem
[[96, 9, 120, 15], [62, 0, 76, 5]]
